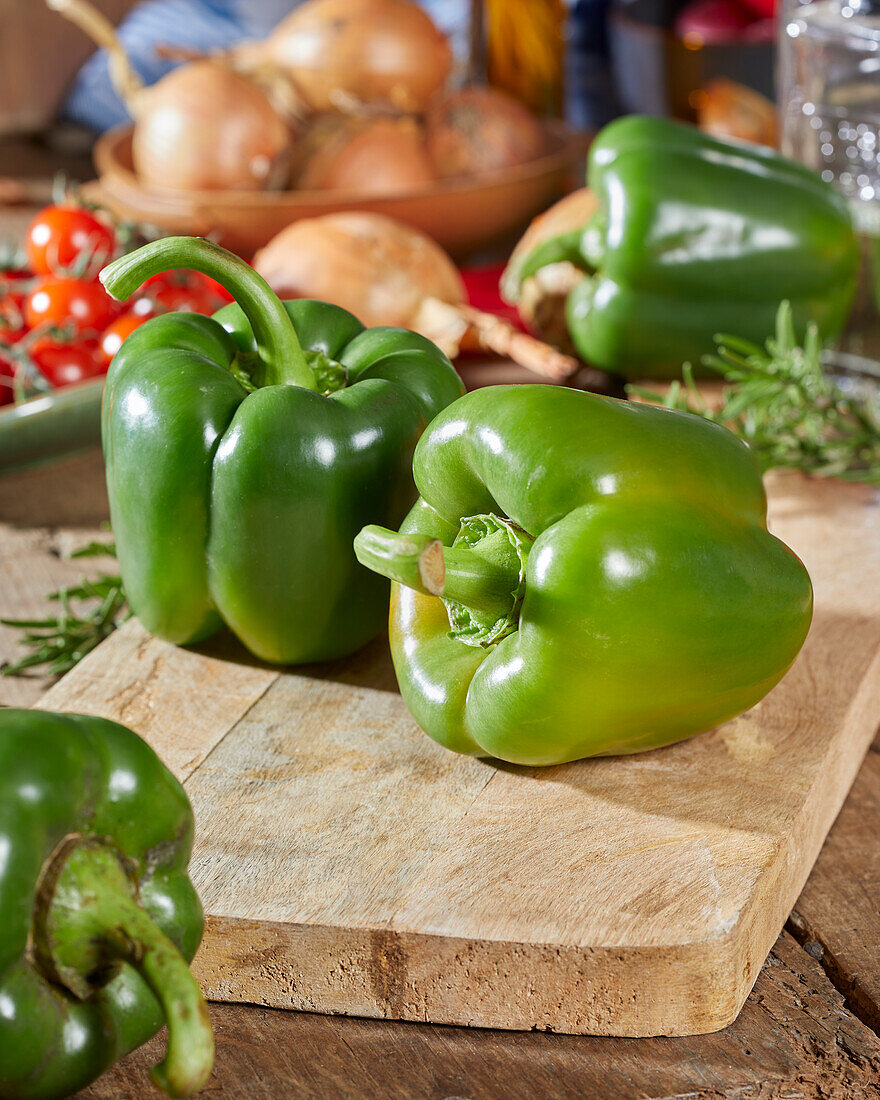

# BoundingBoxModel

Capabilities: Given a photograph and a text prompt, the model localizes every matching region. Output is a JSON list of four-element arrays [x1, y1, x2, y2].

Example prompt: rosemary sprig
[[629, 302, 880, 484], [1, 540, 128, 677]]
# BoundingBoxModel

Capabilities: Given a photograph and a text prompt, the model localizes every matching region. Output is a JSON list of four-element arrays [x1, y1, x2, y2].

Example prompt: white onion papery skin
[[237, 0, 452, 113], [253, 211, 465, 328], [132, 62, 289, 192]]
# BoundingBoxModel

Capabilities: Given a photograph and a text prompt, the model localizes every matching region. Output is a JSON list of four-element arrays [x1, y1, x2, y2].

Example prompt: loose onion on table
[[253, 211, 463, 328], [48, 0, 290, 192], [297, 117, 435, 195], [232, 0, 453, 114], [426, 86, 547, 180], [253, 211, 576, 380]]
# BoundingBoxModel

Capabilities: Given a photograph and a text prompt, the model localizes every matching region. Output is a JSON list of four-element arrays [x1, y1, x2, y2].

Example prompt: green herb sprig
[[1, 540, 128, 677], [629, 302, 880, 484]]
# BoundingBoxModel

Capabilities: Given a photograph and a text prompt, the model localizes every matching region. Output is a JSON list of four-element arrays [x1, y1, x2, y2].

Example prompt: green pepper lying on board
[[511, 115, 859, 379], [0, 709, 211, 1100], [100, 237, 464, 665], [354, 385, 813, 766]]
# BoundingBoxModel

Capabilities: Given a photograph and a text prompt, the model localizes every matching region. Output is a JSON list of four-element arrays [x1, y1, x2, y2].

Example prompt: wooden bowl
[[92, 122, 588, 260]]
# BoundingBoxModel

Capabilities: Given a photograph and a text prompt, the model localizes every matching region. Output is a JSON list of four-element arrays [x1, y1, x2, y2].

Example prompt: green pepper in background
[[512, 115, 859, 379], [0, 709, 211, 1099], [100, 237, 464, 665], [354, 385, 813, 766]]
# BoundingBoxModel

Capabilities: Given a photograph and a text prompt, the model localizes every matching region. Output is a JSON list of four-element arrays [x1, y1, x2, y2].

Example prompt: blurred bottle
[[567, 0, 620, 128], [484, 0, 566, 115], [780, 0, 880, 353]]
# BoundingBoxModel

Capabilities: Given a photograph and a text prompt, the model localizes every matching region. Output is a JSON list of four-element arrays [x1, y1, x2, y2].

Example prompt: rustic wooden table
[[1, 139, 879, 1099]]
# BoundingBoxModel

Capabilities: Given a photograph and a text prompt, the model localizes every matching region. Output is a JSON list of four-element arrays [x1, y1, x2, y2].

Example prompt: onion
[[425, 86, 547, 180], [49, 0, 289, 192], [298, 117, 434, 195], [253, 211, 577, 380], [252, 211, 464, 328], [698, 79, 777, 147], [233, 0, 452, 113], [131, 62, 290, 191]]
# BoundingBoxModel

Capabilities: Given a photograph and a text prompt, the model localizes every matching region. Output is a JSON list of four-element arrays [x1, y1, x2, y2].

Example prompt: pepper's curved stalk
[[33, 836, 214, 1098], [354, 514, 533, 647], [100, 237, 316, 391]]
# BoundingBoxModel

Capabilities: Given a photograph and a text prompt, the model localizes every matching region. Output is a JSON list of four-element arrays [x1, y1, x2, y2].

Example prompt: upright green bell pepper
[[515, 115, 859, 378], [0, 709, 211, 1100], [100, 237, 463, 665], [354, 385, 813, 765]]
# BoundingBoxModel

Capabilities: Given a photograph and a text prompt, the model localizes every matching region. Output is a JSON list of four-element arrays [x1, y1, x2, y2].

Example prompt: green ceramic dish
[[0, 379, 104, 473]]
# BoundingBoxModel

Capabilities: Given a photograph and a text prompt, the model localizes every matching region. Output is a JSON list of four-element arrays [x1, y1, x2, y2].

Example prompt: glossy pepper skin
[[100, 237, 463, 665], [0, 709, 212, 1100], [354, 385, 813, 766], [516, 115, 859, 378]]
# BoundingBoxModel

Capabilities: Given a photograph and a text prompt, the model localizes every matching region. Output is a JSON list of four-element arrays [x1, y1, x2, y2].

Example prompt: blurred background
[[2, 0, 879, 468]]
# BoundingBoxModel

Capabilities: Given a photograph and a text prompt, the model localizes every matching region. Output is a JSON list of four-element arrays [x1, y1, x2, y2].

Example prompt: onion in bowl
[[49, 0, 290, 192], [131, 61, 290, 192], [297, 117, 435, 196], [233, 0, 453, 113], [425, 86, 547, 180]]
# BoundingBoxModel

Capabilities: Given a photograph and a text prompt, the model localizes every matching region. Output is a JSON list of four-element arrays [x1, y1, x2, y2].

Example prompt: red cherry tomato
[[139, 270, 232, 314], [30, 338, 105, 388], [26, 205, 116, 278], [25, 276, 120, 336], [98, 311, 150, 367]]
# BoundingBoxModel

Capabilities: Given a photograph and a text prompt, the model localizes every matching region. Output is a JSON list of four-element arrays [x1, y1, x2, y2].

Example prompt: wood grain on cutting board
[[40, 472, 880, 1037]]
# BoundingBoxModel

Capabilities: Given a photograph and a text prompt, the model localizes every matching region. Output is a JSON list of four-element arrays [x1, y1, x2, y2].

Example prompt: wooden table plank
[[77, 933, 880, 1100], [790, 736, 880, 1036], [0, 449, 110, 706]]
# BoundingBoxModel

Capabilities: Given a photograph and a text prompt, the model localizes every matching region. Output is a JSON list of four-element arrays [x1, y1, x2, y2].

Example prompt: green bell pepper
[[515, 115, 859, 378], [0, 709, 212, 1099], [354, 385, 813, 765], [100, 237, 464, 665]]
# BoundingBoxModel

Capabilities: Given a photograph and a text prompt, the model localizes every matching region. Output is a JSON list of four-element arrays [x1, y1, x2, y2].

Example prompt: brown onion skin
[[426, 86, 547, 180], [132, 61, 290, 192], [252, 211, 464, 328], [236, 0, 452, 113], [298, 117, 435, 195], [698, 78, 777, 147]]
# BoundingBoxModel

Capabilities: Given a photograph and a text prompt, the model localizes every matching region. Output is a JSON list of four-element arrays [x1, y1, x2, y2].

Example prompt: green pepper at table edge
[[513, 115, 860, 379], [0, 709, 212, 1100], [99, 237, 464, 665], [353, 385, 814, 766]]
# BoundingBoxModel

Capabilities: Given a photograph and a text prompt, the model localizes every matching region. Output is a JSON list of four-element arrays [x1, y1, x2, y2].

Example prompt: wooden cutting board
[[38, 472, 880, 1038]]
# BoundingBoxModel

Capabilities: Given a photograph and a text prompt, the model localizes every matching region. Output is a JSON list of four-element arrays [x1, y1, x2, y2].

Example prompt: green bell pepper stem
[[354, 523, 524, 621], [34, 836, 214, 1098], [100, 237, 315, 390]]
